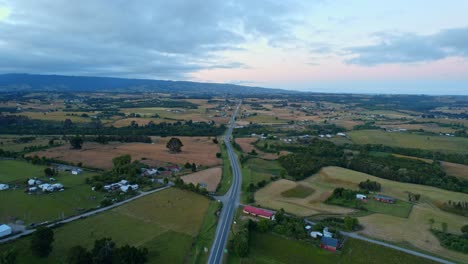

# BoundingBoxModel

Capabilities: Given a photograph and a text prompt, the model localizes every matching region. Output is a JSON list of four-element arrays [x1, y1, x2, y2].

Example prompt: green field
[[281, 185, 315, 198], [0, 188, 212, 264], [0, 160, 104, 224], [217, 143, 233, 195], [348, 130, 468, 154], [229, 231, 437, 264], [0, 135, 66, 152]]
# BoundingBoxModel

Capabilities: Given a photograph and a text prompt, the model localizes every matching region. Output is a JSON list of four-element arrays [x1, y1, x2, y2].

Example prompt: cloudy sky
[[0, 0, 467, 94]]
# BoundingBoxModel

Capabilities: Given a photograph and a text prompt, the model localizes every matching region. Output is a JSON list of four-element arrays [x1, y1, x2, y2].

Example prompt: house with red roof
[[243, 205, 275, 220]]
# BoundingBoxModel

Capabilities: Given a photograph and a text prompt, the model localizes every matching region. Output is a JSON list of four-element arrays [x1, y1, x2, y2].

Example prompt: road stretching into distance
[[207, 101, 243, 264], [1, 100, 456, 264]]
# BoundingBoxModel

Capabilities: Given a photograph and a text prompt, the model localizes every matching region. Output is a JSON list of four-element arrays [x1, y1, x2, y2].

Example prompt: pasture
[[0, 188, 212, 264], [348, 129, 468, 154], [0, 160, 104, 224], [30, 137, 221, 169], [0, 135, 66, 152]]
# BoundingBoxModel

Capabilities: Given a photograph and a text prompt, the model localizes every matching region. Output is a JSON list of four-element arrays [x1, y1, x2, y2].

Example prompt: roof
[[0, 224, 12, 232], [374, 194, 395, 200], [321, 236, 339, 247], [243, 205, 274, 217]]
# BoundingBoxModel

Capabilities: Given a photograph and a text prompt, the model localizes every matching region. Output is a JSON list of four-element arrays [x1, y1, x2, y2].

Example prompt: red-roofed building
[[243, 205, 275, 220]]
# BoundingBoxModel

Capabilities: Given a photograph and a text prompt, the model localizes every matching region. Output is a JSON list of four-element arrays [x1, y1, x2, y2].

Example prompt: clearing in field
[[280, 185, 315, 198], [348, 129, 468, 154], [235, 137, 286, 160], [0, 160, 104, 224], [0, 188, 212, 264], [29, 137, 220, 169], [181, 167, 222, 192]]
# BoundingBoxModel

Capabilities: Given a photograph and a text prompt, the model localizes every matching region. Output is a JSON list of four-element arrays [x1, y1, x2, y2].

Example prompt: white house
[[356, 194, 367, 200], [0, 184, 9, 191], [71, 169, 82, 175], [337, 132, 346, 137], [0, 224, 12, 238], [28, 179, 36, 186], [310, 231, 323, 238]]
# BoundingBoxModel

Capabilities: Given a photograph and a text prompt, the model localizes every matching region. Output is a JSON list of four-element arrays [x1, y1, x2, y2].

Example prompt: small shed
[[356, 194, 367, 200], [0, 224, 12, 238]]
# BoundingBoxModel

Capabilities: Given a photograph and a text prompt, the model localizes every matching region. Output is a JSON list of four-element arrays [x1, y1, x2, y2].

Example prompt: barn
[[373, 194, 395, 203], [243, 205, 275, 220], [320, 236, 339, 252]]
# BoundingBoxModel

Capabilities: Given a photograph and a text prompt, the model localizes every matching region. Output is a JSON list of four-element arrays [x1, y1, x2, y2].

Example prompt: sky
[[0, 0, 467, 95]]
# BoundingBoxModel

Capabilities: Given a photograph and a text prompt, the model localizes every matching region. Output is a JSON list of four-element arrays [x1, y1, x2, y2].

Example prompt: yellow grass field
[[29, 137, 221, 169], [181, 167, 222, 192]]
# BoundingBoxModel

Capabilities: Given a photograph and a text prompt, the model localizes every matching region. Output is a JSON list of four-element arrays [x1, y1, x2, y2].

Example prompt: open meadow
[[0, 160, 104, 224], [0, 188, 212, 264], [29, 137, 221, 169], [348, 129, 468, 154]]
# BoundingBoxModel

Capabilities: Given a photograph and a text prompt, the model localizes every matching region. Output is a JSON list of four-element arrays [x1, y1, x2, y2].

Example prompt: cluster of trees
[[312, 216, 360, 232], [89, 155, 149, 191], [230, 222, 251, 257], [173, 178, 209, 195], [0, 115, 225, 136], [278, 139, 345, 180], [307, 124, 347, 135], [440, 200, 468, 216], [67, 238, 149, 264], [348, 154, 468, 193], [431, 226, 468, 254], [407, 192, 421, 202], [358, 179, 381, 192], [325, 188, 368, 210], [251, 209, 309, 240]]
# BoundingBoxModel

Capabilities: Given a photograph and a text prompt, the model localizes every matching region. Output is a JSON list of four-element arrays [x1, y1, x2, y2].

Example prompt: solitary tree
[[166, 138, 183, 153], [461, 225, 468, 236], [92, 238, 116, 264], [30, 227, 54, 257], [69, 136, 83, 149], [428, 218, 435, 229]]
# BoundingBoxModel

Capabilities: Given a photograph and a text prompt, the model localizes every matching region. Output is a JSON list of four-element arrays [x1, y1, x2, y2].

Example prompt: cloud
[[0, 0, 301, 79], [346, 26, 468, 65]]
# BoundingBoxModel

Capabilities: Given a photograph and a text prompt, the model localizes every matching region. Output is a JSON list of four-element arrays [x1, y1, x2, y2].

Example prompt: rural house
[[0, 224, 12, 238], [373, 194, 395, 203], [356, 194, 367, 200], [320, 236, 340, 252], [0, 184, 9, 191], [242, 205, 275, 220]]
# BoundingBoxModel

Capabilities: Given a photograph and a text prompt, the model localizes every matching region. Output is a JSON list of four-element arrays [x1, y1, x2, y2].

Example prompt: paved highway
[[207, 101, 242, 264]]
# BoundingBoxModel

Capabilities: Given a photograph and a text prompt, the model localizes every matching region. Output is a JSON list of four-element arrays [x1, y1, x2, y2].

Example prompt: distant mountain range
[[0, 73, 292, 95]]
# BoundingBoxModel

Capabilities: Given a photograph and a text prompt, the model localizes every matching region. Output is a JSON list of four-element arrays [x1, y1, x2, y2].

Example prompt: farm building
[[0, 224, 12, 238], [0, 184, 9, 191], [373, 194, 395, 203], [243, 205, 275, 220], [356, 194, 367, 200], [320, 236, 339, 252]]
